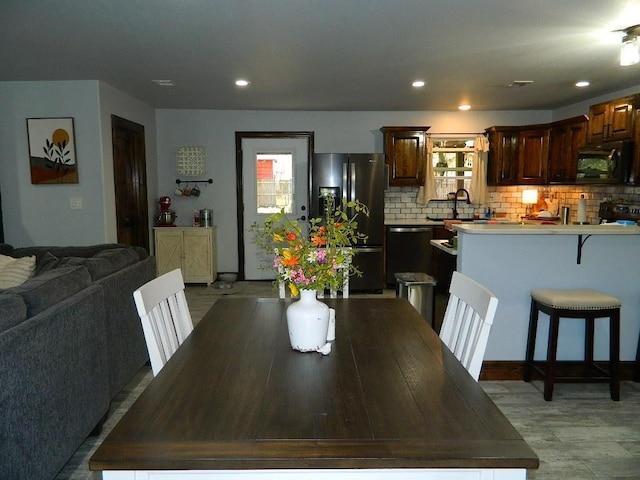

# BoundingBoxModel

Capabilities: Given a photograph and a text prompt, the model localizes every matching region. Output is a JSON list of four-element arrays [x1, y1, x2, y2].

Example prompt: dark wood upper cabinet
[[381, 126, 430, 186], [487, 116, 587, 186], [517, 127, 549, 184], [586, 95, 637, 144], [486, 126, 519, 185], [548, 116, 588, 184]]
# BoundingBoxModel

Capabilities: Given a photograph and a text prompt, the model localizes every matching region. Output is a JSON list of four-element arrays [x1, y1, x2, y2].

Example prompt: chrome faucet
[[452, 188, 471, 219]]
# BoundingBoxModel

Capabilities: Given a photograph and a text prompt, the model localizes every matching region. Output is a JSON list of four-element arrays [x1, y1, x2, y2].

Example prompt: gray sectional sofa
[[0, 243, 156, 480]]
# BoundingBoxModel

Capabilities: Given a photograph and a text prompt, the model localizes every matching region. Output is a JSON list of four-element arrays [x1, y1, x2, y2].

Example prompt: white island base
[[453, 223, 640, 362]]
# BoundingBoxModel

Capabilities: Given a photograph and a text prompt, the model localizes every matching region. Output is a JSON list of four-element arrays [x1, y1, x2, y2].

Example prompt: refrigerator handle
[[350, 161, 356, 204], [342, 162, 348, 203]]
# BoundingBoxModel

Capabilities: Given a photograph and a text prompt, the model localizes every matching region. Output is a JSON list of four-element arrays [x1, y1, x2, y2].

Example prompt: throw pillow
[[0, 255, 36, 288], [0, 253, 15, 269]]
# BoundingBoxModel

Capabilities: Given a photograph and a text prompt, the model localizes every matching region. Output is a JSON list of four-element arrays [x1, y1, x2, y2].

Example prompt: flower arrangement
[[251, 196, 369, 296]]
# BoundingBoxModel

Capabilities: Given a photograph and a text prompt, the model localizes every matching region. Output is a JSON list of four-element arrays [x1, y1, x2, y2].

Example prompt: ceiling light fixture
[[235, 79, 250, 87], [619, 24, 640, 66], [507, 80, 534, 88], [412, 80, 425, 88], [458, 104, 471, 111], [575, 81, 590, 88]]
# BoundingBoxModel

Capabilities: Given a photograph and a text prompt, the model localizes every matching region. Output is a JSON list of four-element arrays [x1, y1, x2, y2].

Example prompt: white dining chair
[[133, 268, 194, 376], [439, 271, 499, 381]]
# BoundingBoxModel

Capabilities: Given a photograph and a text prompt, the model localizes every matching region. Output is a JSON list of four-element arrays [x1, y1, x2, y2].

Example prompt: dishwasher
[[385, 226, 434, 288]]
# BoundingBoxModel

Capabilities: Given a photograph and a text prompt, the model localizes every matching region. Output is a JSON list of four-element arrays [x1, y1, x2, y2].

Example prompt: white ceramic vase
[[286, 289, 330, 352]]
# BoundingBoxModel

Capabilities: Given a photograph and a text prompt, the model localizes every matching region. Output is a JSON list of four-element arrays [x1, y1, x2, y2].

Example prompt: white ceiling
[[2, 0, 640, 111]]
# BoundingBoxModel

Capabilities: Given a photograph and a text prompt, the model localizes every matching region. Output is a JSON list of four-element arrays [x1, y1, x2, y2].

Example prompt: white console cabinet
[[154, 227, 217, 285]]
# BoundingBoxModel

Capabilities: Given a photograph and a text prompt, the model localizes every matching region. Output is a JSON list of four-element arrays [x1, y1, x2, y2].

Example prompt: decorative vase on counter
[[286, 289, 330, 352]]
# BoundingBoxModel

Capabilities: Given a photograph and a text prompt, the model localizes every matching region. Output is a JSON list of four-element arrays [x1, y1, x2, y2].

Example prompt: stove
[[598, 201, 640, 223]]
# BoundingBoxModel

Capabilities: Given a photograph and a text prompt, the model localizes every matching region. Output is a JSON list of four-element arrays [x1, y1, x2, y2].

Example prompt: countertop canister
[[200, 209, 213, 227]]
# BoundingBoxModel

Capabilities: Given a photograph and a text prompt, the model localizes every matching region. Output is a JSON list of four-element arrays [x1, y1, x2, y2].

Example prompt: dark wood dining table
[[90, 297, 538, 479]]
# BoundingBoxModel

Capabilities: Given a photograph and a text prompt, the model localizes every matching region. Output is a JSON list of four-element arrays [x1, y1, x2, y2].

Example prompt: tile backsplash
[[384, 185, 640, 224]]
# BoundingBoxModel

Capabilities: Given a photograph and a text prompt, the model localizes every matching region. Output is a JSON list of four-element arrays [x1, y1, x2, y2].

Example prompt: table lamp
[[522, 189, 538, 216]]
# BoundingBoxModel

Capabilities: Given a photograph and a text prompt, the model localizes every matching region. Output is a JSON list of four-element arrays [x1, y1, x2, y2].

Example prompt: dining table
[[90, 297, 538, 479]]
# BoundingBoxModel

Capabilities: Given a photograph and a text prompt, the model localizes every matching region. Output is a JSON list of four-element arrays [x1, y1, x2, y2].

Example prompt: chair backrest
[[439, 271, 498, 381], [133, 268, 194, 376]]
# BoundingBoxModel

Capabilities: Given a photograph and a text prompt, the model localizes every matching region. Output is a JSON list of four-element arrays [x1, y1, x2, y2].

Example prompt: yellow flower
[[288, 283, 299, 296], [273, 233, 284, 242]]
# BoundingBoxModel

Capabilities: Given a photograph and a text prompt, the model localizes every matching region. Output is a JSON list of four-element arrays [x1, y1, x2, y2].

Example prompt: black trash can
[[395, 272, 437, 327]]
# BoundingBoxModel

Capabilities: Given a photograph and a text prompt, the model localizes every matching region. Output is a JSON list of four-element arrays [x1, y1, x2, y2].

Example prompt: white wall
[[0, 80, 156, 248], [0, 81, 105, 246], [98, 82, 158, 243], [155, 109, 551, 273]]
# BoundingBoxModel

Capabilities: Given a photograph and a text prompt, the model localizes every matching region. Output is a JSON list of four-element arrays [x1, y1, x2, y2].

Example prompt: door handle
[[297, 216, 306, 221]]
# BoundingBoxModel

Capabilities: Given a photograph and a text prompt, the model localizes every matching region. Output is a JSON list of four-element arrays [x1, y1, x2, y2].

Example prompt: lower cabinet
[[432, 226, 456, 294], [154, 227, 217, 285]]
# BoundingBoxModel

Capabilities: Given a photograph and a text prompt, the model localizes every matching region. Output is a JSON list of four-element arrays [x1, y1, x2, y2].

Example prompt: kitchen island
[[452, 223, 640, 362]]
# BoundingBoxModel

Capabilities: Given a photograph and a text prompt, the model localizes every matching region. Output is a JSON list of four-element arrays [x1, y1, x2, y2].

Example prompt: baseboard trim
[[480, 360, 638, 381]]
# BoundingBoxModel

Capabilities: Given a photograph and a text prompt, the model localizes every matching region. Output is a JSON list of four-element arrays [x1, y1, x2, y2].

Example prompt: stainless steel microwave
[[576, 141, 633, 184]]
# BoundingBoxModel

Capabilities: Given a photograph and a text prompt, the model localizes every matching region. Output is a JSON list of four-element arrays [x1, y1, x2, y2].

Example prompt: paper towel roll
[[577, 196, 587, 223]]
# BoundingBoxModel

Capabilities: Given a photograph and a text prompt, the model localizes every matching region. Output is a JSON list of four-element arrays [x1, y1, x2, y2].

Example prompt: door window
[[256, 153, 294, 214]]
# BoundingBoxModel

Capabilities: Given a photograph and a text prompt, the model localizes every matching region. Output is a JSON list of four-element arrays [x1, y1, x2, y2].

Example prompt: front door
[[112, 116, 149, 251], [236, 132, 313, 280]]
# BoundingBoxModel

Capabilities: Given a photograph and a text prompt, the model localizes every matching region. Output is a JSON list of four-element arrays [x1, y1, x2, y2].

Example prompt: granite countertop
[[452, 223, 640, 235]]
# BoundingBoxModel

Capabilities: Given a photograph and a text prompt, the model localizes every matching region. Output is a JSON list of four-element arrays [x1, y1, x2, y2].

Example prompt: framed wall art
[[27, 117, 78, 184]]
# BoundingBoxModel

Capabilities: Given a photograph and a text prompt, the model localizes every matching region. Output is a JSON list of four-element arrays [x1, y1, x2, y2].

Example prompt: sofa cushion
[[34, 251, 61, 276], [7, 265, 91, 317], [11, 243, 133, 260], [0, 294, 27, 331], [0, 254, 36, 288], [57, 248, 140, 281], [0, 243, 14, 256]]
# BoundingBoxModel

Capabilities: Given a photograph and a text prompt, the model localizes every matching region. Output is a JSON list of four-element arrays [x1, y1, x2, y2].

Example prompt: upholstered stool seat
[[524, 288, 621, 401]]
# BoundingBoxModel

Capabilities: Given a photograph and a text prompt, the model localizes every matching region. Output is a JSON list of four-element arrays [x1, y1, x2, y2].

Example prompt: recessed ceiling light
[[458, 104, 471, 111], [507, 80, 534, 88], [235, 79, 250, 87], [575, 81, 590, 88], [412, 80, 425, 88], [151, 79, 175, 87]]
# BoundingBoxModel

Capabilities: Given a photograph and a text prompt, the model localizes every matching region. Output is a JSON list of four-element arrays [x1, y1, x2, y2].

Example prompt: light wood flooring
[[55, 281, 640, 480]]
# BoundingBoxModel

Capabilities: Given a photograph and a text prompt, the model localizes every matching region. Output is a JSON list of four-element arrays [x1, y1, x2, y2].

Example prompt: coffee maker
[[157, 196, 177, 226]]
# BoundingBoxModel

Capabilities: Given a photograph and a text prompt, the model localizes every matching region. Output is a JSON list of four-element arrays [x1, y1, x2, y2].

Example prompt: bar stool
[[523, 288, 620, 401]]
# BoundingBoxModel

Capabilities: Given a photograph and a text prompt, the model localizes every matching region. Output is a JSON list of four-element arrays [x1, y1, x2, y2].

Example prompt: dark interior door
[[112, 115, 149, 251]]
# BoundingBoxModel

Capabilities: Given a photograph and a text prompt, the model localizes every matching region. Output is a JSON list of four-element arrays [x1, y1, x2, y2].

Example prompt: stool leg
[[585, 315, 595, 377], [544, 312, 560, 401], [610, 310, 620, 401], [524, 300, 538, 382]]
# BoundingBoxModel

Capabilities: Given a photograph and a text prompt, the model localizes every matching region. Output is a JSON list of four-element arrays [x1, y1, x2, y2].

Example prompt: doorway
[[112, 115, 149, 251], [235, 131, 314, 280]]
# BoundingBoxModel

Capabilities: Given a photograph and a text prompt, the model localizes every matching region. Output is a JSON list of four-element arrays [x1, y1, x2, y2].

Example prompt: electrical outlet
[[70, 197, 83, 209]]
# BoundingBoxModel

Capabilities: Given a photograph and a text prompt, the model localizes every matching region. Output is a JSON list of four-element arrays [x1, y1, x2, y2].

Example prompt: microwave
[[576, 141, 633, 184]]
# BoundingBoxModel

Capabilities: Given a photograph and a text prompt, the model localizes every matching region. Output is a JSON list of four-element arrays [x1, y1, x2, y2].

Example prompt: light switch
[[70, 197, 83, 209]]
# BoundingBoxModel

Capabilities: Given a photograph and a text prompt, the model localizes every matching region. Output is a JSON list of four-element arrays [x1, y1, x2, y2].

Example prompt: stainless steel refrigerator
[[310, 153, 385, 292]]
